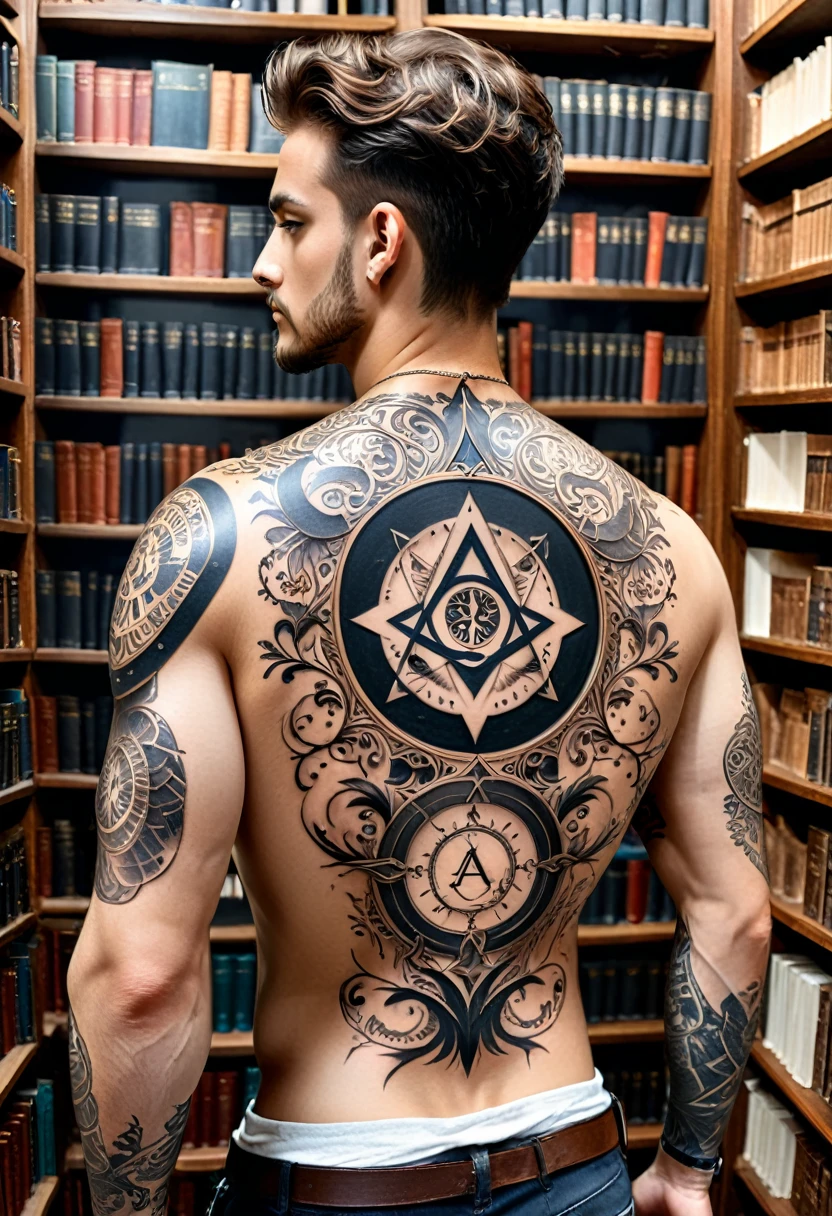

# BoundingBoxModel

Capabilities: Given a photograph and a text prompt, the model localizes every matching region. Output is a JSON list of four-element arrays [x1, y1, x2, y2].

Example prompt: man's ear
[[366, 202, 407, 283]]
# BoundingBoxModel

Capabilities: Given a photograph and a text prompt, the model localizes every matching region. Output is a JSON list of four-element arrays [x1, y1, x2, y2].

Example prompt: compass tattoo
[[225, 378, 679, 1079]]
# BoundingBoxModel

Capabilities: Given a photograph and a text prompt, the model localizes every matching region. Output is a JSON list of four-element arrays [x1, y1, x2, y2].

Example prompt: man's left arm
[[66, 481, 245, 1216]]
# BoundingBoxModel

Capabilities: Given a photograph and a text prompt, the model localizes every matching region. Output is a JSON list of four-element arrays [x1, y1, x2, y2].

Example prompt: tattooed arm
[[65, 478, 245, 1215], [631, 560, 771, 1216]]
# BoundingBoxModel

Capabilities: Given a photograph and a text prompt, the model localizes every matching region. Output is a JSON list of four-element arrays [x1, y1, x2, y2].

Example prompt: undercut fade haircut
[[261, 29, 563, 321]]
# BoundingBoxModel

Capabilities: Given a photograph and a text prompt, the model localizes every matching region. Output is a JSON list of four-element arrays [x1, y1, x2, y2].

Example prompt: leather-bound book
[[181, 1094, 198, 1150], [640, 331, 664, 404], [89, 443, 106, 526], [79, 321, 100, 397], [33, 696, 59, 772], [73, 60, 96, 143], [120, 443, 135, 524], [193, 203, 227, 277], [99, 318, 124, 398], [35, 441, 55, 523], [123, 320, 140, 397], [813, 984, 832, 1093], [57, 695, 81, 772], [36, 570, 56, 648], [162, 443, 177, 497], [105, 445, 120, 525], [680, 444, 697, 515], [190, 445, 207, 476], [119, 203, 161, 275], [229, 73, 251, 152], [570, 213, 597, 284], [177, 444, 191, 486], [75, 196, 102, 273], [507, 325, 520, 393], [218, 441, 231, 461], [114, 68, 134, 145], [92, 66, 117, 143], [132, 69, 153, 146], [134, 444, 148, 524], [805, 826, 831, 922], [1, 966, 16, 1050], [644, 212, 668, 287], [625, 859, 650, 923], [169, 202, 194, 278], [55, 439, 78, 523], [75, 443, 94, 524], [101, 196, 119, 274], [215, 1071, 240, 1147], [197, 1071, 217, 1147], [208, 70, 233, 151]]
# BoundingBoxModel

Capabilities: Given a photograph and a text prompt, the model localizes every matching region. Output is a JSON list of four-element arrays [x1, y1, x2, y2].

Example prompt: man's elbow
[[67, 952, 203, 1028]]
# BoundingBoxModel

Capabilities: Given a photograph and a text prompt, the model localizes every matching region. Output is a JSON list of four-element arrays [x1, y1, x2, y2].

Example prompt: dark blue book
[[199, 322, 219, 399], [162, 322, 184, 398], [35, 55, 57, 141], [82, 570, 98, 650], [0, 690, 31, 779], [100, 196, 119, 274], [57, 695, 81, 772], [256, 331, 273, 400], [559, 81, 575, 156], [151, 60, 212, 149], [182, 324, 199, 398], [79, 321, 100, 396], [574, 80, 591, 157], [532, 324, 548, 400], [50, 194, 76, 272], [55, 320, 80, 397], [149, 442, 163, 511], [669, 89, 692, 162], [35, 320, 55, 397], [35, 194, 50, 271], [56, 571, 82, 648], [590, 82, 607, 157], [74, 196, 101, 273], [140, 322, 161, 397], [118, 203, 161, 274], [234, 954, 257, 1032], [238, 328, 256, 399], [98, 573, 114, 652], [639, 86, 655, 160], [81, 700, 96, 774], [95, 697, 112, 771], [120, 443, 135, 524], [623, 86, 641, 159], [133, 443, 149, 523], [689, 91, 711, 164], [226, 205, 256, 278], [249, 80, 284, 153], [221, 326, 239, 399], [123, 320, 140, 397], [651, 87, 675, 161], [36, 570, 56, 648], [605, 84, 625, 158]]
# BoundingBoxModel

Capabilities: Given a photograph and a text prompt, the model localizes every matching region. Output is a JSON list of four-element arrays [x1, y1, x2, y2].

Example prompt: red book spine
[[625, 860, 651, 923], [518, 320, 533, 402], [190, 444, 207, 477], [218, 442, 231, 461], [640, 331, 665, 404], [114, 69, 134, 146], [36, 826, 52, 897], [644, 212, 669, 288], [105, 446, 121, 526], [177, 444, 191, 487], [681, 444, 698, 515], [75, 443, 93, 524], [197, 1072, 217, 1147], [162, 443, 177, 498], [169, 202, 194, 278], [54, 439, 78, 524], [93, 66, 117, 143], [570, 213, 598, 284], [73, 60, 96, 145], [131, 70, 153, 147], [33, 695, 59, 772]]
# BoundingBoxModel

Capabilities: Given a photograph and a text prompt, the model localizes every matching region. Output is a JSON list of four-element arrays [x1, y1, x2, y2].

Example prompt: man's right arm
[[631, 558, 771, 1216]]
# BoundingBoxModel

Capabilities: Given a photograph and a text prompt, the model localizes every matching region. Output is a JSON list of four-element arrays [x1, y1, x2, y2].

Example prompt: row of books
[[792, 1126, 832, 1216], [764, 953, 832, 1098], [518, 324, 706, 404], [764, 816, 806, 915], [0, 184, 17, 253], [541, 77, 711, 164], [36, 441, 220, 528], [1, 828, 29, 930], [742, 1081, 800, 1202], [736, 311, 832, 396], [805, 825, 832, 932], [0, 693, 32, 790], [743, 0, 782, 38], [0, 445, 20, 521], [744, 431, 832, 515], [0, 41, 18, 122], [183, 1065, 260, 1149], [739, 174, 832, 283], [598, 1062, 666, 1126], [609, 446, 697, 512], [447, 0, 708, 21], [578, 837, 674, 924], [36, 569, 115, 650], [743, 549, 832, 649], [0, 1079, 57, 1216], [0, 571, 22, 651], [579, 955, 666, 1022], [756, 685, 832, 797], [517, 211, 707, 288], [743, 37, 832, 163], [33, 695, 113, 778], [212, 953, 256, 1033], [35, 58, 283, 153], [38, 819, 95, 899], [36, 195, 271, 279], [0, 315, 23, 383], [0, 931, 37, 1057]]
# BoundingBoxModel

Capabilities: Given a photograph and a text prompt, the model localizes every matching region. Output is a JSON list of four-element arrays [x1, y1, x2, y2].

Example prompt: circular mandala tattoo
[[335, 478, 603, 755]]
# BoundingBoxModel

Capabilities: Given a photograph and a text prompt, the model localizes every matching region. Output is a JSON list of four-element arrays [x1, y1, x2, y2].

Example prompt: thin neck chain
[[365, 367, 510, 394]]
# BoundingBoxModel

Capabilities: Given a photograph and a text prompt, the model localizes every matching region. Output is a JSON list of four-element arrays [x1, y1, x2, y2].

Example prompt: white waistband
[[232, 1069, 611, 1167]]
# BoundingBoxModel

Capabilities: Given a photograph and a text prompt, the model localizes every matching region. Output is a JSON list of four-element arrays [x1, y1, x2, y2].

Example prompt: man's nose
[[253, 236, 282, 289]]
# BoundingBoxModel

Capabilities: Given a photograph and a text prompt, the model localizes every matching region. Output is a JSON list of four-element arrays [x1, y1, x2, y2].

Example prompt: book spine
[[35, 573, 56, 650], [140, 322, 161, 397], [114, 69, 134, 146], [221, 326, 239, 399], [589, 333, 604, 402], [169, 201, 194, 278], [651, 87, 675, 161], [74, 60, 96, 144], [151, 61, 212, 150], [149, 443, 163, 512], [238, 327, 256, 399], [641, 331, 664, 403], [689, 90, 711, 165], [162, 322, 184, 398], [692, 336, 707, 403], [55, 439, 78, 523], [119, 203, 162, 275], [56, 60, 75, 143], [680, 443, 697, 514], [120, 443, 135, 525], [574, 79, 591, 158], [36, 56, 57, 142], [56, 695, 81, 772], [79, 322, 100, 397], [134, 443, 148, 523], [35, 441, 55, 524], [35, 318, 55, 396], [123, 320, 140, 397], [590, 83, 607, 158], [605, 84, 625, 159], [92, 66, 117, 144], [644, 212, 668, 287], [82, 572, 98, 650], [639, 86, 655, 160], [132, 70, 153, 146], [685, 216, 707, 287], [669, 88, 692, 162], [35, 194, 51, 272], [100, 318, 124, 398], [56, 573, 82, 650], [100, 197, 119, 275], [183, 324, 200, 398], [49, 195, 76, 273], [105, 446, 121, 526]]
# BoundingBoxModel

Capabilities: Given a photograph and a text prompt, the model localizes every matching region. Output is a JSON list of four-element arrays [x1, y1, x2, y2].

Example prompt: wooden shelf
[[764, 762, 832, 806], [740, 0, 832, 65], [534, 402, 706, 419], [36, 272, 263, 297], [38, 523, 141, 540], [35, 772, 98, 789], [424, 14, 713, 55], [209, 1030, 255, 1057], [0, 1041, 38, 1106], [0, 910, 36, 948], [562, 156, 711, 183], [770, 893, 832, 952], [627, 1124, 663, 1149], [0, 777, 33, 805], [65, 1140, 229, 1173], [37, 142, 279, 179], [511, 282, 708, 302], [587, 1019, 663, 1044], [0, 246, 25, 279], [36, 395, 343, 420], [35, 648, 107, 664], [732, 506, 832, 531], [735, 387, 832, 408], [37, 2, 395, 42], [739, 117, 832, 196], [21, 1175, 61, 1216], [0, 377, 27, 401], [733, 1158, 796, 1216], [0, 105, 22, 147], [578, 921, 675, 944], [751, 1039, 832, 1147], [38, 896, 89, 915], [736, 258, 832, 301], [210, 923, 256, 943], [0, 518, 29, 534], [741, 635, 832, 666], [0, 648, 31, 662]]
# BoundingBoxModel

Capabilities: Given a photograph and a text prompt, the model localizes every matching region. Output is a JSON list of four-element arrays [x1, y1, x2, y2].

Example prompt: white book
[[743, 547, 772, 638], [744, 431, 807, 510]]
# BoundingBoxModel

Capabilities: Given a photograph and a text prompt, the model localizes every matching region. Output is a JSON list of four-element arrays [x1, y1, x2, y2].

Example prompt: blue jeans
[[206, 1135, 634, 1216]]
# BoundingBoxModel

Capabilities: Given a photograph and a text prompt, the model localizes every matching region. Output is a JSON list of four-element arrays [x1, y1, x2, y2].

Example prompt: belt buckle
[[609, 1092, 628, 1152]]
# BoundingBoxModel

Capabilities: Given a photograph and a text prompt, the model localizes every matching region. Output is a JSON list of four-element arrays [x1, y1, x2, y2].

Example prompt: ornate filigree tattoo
[[722, 673, 768, 880], [228, 379, 679, 1079]]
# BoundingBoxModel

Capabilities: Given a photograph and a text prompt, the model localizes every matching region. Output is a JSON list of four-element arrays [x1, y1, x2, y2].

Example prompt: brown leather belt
[[226, 1104, 623, 1209]]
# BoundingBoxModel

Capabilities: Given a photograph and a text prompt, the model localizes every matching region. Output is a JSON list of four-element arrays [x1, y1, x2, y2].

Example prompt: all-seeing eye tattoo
[[226, 377, 680, 1080], [95, 477, 236, 904], [722, 673, 768, 880]]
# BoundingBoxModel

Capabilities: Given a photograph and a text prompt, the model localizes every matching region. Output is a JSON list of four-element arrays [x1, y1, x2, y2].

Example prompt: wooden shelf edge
[[735, 388, 832, 407], [587, 1019, 663, 1044], [37, 523, 142, 539], [35, 395, 344, 419], [35, 272, 263, 296], [0, 777, 34, 805], [764, 762, 832, 806], [21, 1175, 60, 1216], [0, 247, 25, 277], [209, 1030, 255, 1057], [34, 648, 108, 664], [735, 259, 832, 300], [34, 772, 98, 789], [770, 893, 832, 952], [578, 921, 676, 944], [741, 635, 832, 666], [738, 117, 832, 183], [38, 896, 89, 914], [733, 1158, 797, 1216], [732, 506, 832, 531], [563, 156, 711, 179], [0, 376, 27, 400], [37, 2, 395, 33], [424, 13, 713, 45], [0, 909, 36, 948], [740, 0, 831, 61], [627, 1123, 663, 1149], [751, 1040, 832, 1147], [0, 1041, 38, 1107]]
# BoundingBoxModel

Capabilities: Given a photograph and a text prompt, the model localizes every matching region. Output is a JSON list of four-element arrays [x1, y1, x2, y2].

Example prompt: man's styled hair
[[261, 29, 563, 321]]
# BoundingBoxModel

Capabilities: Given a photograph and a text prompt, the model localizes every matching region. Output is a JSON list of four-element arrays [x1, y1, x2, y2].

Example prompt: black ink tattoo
[[722, 673, 768, 880], [68, 1004, 190, 1216], [227, 379, 679, 1078], [94, 675, 186, 904], [663, 918, 761, 1160]]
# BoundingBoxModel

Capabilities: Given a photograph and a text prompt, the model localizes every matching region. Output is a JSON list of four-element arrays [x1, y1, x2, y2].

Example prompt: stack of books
[[737, 312, 832, 395], [741, 1079, 800, 1201], [803, 825, 832, 931], [36, 568, 115, 649], [764, 953, 832, 1097], [744, 431, 832, 515], [743, 549, 832, 648], [739, 173, 832, 283], [0, 693, 32, 790], [0, 825, 29, 929], [756, 683, 832, 792], [598, 1056, 667, 1125], [579, 953, 666, 1022], [541, 77, 711, 164], [0, 930, 37, 1057], [35, 58, 284, 154], [33, 694, 113, 777], [1, 1079, 56, 1214], [211, 953, 257, 1033], [578, 835, 674, 923], [743, 37, 832, 162]]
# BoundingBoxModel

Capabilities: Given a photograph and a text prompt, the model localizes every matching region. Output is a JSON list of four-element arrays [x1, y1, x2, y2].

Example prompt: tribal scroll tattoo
[[68, 1004, 190, 1216], [229, 378, 679, 1079], [722, 674, 768, 880], [94, 476, 236, 904], [663, 918, 761, 1161]]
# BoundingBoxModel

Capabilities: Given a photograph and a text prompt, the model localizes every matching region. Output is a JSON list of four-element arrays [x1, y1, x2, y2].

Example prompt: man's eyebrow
[[268, 192, 309, 214]]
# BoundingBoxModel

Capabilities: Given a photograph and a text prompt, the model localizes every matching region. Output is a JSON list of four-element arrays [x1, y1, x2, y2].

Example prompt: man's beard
[[274, 234, 366, 375]]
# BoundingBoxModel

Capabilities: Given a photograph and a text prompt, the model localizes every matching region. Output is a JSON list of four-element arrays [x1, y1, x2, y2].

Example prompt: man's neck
[[347, 316, 505, 400]]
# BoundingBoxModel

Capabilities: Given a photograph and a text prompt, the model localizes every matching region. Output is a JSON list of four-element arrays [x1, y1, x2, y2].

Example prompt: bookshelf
[[733, 1158, 797, 1216]]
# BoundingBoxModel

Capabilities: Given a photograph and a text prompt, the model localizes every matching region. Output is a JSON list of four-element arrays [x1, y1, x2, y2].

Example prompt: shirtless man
[[66, 27, 771, 1216]]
